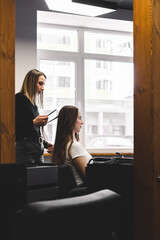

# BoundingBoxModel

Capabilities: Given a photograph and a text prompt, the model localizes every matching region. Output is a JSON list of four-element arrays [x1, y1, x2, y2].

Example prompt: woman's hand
[[33, 115, 48, 126], [47, 143, 54, 154]]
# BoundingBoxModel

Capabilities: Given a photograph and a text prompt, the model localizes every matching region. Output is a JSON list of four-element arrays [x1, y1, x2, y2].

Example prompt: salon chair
[[58, 164, 87, 199], [12, 189, 121, 240]]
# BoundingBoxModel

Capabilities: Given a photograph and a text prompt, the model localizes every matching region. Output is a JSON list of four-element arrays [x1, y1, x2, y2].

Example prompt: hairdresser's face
[[37, 75, 45, 94], [74, 110, 83, 133]]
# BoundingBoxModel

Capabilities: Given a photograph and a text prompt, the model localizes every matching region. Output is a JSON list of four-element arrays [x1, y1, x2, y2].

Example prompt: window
[[87, 125, 98, 135], [96, 60, 112, 70], [57, 76, 70, 88], [84, 31, 133, 57], [37, 11, 133, 153], [37, 27, 78, 52], [96, 79, 112, 91]]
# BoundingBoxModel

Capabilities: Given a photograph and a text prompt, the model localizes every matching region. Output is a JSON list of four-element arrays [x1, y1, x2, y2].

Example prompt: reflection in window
[[57, 76, 70, 88], [96, 60, 112, 70], [87, 125, 98, 135], [96, 39, 112, 51], [85, 31, 133, 57], [112, 125, 125, 136], [85, 60, 133, 149], [58, 36, 70, 45], [96, 79, 112, 91], [58, 62, 70, 66], [37, 27, 78, 52]]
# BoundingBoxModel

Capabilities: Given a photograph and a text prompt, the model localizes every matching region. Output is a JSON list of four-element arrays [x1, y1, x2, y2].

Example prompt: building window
[[96, 60, 112, 70], [37, 11, 133, 153], [87, 125, 98, 135], [58, 36, 70, 45], [96, 79, 112, 91], [96, 39, 112, 51], [57, 76, 70, 88]]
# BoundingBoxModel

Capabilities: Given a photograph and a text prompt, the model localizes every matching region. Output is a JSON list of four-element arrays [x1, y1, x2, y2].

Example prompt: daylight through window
[[37, 11, 133, 153]]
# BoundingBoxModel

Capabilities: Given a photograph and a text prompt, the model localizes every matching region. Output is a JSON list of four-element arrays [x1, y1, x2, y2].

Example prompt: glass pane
[[39, 60, 76, 144], [84, 31, 133, 57], [37, 27, 78, 52], [85, 59, 133, 149]]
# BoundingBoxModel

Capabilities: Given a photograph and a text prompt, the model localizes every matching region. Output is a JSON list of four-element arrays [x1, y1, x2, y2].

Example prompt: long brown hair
[[20, 69, 46, 107], [52, 105, 79, 165]]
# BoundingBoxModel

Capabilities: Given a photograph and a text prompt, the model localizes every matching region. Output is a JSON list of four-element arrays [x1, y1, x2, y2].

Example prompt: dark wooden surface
[[134, 0, 160, 239], [0, 0, 15, 163]]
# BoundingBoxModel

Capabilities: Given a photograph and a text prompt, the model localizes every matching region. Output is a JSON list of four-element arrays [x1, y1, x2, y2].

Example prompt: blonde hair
[[20, 69, 46, 107]]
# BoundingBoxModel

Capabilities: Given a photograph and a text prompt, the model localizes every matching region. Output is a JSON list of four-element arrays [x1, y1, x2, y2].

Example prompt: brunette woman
[[52, 105, 92, 185]]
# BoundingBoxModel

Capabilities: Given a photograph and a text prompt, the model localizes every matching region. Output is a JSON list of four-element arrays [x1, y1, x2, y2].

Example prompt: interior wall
[[15, 1, 36, 92], [15, 0, 48, 93]]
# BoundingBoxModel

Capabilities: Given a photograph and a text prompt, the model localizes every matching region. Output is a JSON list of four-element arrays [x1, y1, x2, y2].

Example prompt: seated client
[[52, 105, 92, 185]]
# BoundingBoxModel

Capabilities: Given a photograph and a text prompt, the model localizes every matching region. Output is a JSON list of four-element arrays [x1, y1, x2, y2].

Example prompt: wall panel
[[0, 0, 15, 163], [134, 0, 160, 239]]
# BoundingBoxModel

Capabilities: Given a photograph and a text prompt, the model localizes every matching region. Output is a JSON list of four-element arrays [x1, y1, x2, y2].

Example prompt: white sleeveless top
[[65, 138, 92, 185]]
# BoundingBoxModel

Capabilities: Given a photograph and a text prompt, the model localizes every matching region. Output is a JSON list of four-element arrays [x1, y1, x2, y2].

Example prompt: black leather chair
[[58, 164, 87, 199], [12, 189, 121, 240]]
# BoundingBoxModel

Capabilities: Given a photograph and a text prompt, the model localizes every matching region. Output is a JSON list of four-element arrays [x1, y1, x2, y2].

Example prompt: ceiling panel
[[72, 0, 133, 10]]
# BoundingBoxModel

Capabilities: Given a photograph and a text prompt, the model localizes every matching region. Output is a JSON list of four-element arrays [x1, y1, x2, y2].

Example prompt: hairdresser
[[15, 69, 54, 164]]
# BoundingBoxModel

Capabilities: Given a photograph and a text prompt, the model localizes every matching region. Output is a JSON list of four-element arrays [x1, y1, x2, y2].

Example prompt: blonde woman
[[15, 69, 53, 164]]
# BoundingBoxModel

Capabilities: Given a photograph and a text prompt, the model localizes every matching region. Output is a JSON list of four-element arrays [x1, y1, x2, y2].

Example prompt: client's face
[[74, 110, 83, 133]]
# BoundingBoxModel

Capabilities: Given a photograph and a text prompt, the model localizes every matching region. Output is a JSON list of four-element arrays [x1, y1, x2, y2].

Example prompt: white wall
[[15, 0, 48, 93]]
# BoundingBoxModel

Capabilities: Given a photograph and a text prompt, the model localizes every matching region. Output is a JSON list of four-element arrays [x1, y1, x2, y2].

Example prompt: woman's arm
[[73, 156, 87, 178], [15, 93, 33, 129]]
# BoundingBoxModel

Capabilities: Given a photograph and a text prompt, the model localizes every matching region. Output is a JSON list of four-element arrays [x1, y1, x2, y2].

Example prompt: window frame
[[37, 12, 133, 154]]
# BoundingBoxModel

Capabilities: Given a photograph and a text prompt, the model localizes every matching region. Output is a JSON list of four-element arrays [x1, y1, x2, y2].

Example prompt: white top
[[65, 138, 92, 185]]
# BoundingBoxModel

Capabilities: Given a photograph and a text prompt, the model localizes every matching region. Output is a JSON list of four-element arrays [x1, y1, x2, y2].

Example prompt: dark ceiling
[[72, 0, 133, 10], [72, 0, 133, 21]]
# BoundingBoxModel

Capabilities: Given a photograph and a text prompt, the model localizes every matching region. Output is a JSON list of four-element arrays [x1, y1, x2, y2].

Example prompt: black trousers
[[16, 138, 44, 164]]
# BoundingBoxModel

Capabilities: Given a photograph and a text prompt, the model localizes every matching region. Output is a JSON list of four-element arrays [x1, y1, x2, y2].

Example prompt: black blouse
[[15, 92, 41, 140]]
